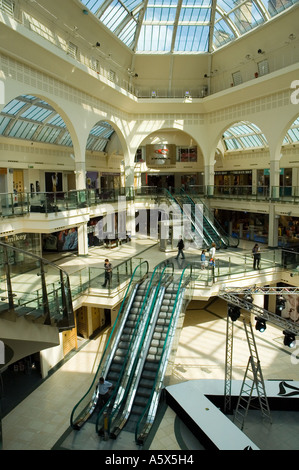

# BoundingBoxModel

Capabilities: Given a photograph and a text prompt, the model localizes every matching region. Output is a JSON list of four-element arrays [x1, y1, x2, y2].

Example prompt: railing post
[[39, 260, 50, 324], [3, 245, 14, 310]]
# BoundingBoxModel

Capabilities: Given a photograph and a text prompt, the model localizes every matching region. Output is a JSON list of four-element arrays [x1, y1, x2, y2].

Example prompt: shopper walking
[[252, 243, 261, 269], [175, 236, 185, 260], [102, 258, 113, 287], [209, 242, 216, 262]]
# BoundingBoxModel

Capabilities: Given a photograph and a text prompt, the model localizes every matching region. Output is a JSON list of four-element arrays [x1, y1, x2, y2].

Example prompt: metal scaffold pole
[[224, 309, 234, 414], [234, 319, 272, 430]]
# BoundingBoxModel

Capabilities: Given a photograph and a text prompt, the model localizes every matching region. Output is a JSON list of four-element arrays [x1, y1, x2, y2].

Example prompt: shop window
[[177, 147, 197, 162]]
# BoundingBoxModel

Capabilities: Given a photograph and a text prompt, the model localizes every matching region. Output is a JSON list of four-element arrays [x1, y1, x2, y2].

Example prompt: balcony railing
[[0, 241, 74, 331], [0, 185, 299, 220]]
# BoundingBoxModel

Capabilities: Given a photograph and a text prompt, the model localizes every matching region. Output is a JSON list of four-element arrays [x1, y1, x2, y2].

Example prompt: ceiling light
[[255, 317, 266, 333], [228, 305, 241, 322], [283, 331, 296, 348], [276, 295, 286, 312], [244, 292, 253, 309]]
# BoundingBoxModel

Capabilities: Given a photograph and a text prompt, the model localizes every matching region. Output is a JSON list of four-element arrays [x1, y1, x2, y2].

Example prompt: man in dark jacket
[[176, 237, 185, 260]]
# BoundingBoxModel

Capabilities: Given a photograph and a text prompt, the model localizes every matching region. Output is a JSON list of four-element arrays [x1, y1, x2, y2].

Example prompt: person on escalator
[[97, 376, 113, 407]]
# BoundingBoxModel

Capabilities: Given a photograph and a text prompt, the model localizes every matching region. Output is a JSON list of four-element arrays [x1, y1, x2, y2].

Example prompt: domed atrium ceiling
[[80, 0, 298, 53]]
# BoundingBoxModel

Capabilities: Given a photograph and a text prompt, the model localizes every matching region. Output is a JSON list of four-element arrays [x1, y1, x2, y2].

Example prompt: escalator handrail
[[70, 260, 149, 428], [181, 189, 239, 247], [106, 262, 174, 434], [95, 260, 173, 433], [134, 263, 193, 443], [180, 189, 228, 247], [163, 189, 212, 246]]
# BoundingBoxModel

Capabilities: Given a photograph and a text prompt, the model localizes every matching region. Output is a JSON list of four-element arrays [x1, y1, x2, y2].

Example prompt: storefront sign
[[146, 144, 176, 168]]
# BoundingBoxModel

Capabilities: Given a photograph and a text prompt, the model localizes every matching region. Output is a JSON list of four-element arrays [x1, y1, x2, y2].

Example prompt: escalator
[[95, 262, 174, 436], [164, 188, 239, 249], [107, 265, 193, 445], [180, 189, 239, 249], [70, 260, 171, 432], [70, 260, 150, 430]]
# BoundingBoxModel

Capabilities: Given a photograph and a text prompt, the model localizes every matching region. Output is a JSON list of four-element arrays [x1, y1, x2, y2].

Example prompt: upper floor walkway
[[2, 185, 299, 220]]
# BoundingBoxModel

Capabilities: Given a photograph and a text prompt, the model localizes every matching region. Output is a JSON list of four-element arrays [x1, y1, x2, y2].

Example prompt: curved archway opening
[[135, 128, 203, 193]]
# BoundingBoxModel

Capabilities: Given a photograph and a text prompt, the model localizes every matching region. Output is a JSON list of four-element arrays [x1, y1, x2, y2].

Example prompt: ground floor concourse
[[2, 240, 299, 451]]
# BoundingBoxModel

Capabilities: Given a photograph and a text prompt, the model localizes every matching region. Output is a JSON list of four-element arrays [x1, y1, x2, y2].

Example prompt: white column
[[77, 223, 88, 256], [270, 158, 280, 199], [74, 161, 86, 190], [292, 168, 299, 197], [268, 204, 279, 248], [204, 163, 214, 196]]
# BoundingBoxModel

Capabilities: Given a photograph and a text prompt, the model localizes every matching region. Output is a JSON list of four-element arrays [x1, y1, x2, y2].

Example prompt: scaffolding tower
[[221, 286, 299, 424], [233, 319, 272, 430]]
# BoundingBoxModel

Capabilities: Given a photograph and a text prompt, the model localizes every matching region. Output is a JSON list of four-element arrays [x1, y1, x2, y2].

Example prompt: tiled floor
[[2, 239, 299, 450]]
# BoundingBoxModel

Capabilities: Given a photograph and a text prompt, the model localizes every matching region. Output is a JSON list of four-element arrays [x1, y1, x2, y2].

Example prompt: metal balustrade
[[0, 241, 74, 331]]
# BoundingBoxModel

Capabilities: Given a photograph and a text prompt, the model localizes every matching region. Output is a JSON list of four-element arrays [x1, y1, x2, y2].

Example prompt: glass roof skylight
[[283, 117, 299, 144], [80, 0, 298, 52], [222, 121, 268, 150], [0, 96, 115, 151]]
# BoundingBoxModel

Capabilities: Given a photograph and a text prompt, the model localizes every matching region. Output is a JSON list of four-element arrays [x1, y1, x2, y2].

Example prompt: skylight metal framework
[[0, 96, 115, 151], [80, 0, 298, 53], [283, 117, 299, 145], [222, 121, 268, 150]]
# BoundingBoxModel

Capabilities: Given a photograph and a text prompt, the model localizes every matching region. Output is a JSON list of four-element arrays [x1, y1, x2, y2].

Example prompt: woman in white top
[[209, 242, 216, 260]]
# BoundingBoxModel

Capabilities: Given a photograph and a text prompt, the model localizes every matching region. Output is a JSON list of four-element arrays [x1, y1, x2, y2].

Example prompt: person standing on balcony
[[252, 243, 261, 269], [209, 242, 216, 262], [102, 258, 113, 287]]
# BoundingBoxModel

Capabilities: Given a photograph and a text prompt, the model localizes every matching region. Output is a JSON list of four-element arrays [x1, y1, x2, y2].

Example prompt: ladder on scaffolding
[[234, 319, 272, 430]]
